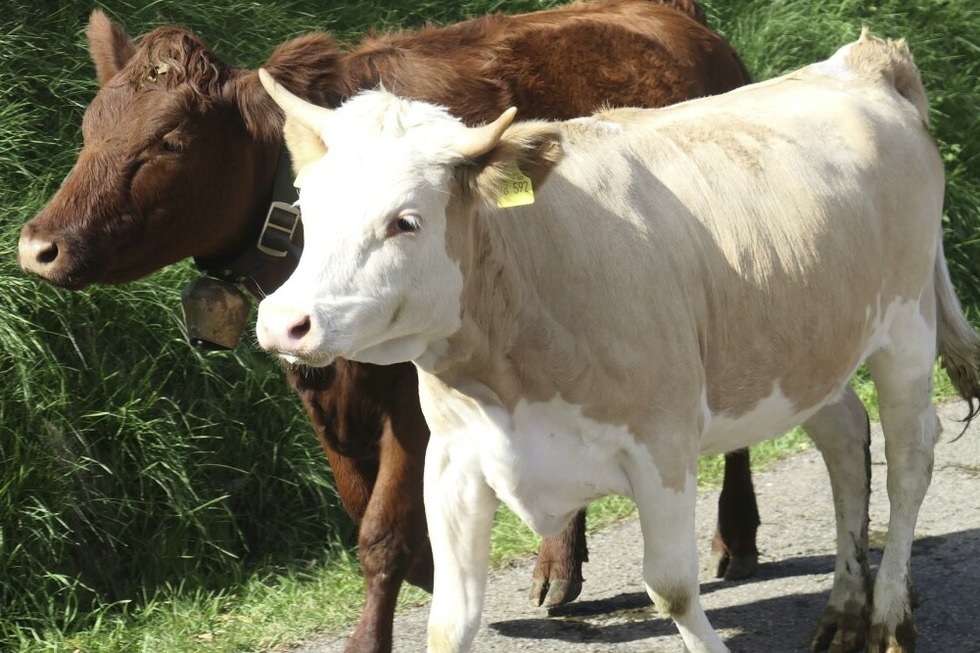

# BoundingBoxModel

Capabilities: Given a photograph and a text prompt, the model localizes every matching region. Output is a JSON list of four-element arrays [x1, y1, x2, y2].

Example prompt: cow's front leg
[[424, 433, 497, 653], [528, 508, 587, 607], [804, 387, 873, 653], [347, 403, 433, 653], [631, 454, 728, 653]]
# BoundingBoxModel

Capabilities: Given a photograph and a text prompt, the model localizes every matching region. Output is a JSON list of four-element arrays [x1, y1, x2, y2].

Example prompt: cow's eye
[[386, 213, 421, 237], [161, 137, 184, 154]]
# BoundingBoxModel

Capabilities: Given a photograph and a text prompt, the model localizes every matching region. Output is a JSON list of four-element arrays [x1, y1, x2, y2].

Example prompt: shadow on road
[[489, 529, 980, 652]]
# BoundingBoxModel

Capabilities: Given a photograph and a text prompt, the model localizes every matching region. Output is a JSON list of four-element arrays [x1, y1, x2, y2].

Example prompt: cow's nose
[[256, 305, 314, 354], [18, 231, 61, 276]]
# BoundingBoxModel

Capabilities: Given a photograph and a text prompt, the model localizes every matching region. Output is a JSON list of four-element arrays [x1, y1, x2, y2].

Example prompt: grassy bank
[[1, 0, 977, 651]]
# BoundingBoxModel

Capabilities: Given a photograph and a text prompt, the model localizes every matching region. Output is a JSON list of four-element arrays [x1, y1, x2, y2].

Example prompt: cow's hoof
[[528, 578, 583, 607], [708, 549, 758, 580], [866, 620, 916, 653], [708, 549, 730, 578], [345, 627, 392, 653], [810, 605, 867, 653], [722, 552, 757, 580]]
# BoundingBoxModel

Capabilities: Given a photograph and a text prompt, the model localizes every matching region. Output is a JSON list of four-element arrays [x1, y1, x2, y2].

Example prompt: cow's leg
[[709, 447, 760, 580], [862, 306, 940, 653], [294, 363, 435, 653], [346, 403, 433, 653], [803, 387, 873, 653], [528, 508, 587, 607], [632, 458, 728, 653], [317, 448, 395, 653], [424, 433, 497, 653]]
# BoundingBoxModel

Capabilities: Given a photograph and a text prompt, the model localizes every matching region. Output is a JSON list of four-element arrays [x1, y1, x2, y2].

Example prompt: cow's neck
[[432, 204, 581, 412], [192, 62, 348, 299], [192, 144, 302, 299]]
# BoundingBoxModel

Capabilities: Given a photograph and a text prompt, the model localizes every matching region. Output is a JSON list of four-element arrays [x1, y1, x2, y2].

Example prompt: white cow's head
[[254, 70, 561, 367]]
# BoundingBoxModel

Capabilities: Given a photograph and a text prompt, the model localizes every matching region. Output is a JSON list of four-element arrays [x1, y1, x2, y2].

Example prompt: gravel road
[[294, 400, 980, 652]]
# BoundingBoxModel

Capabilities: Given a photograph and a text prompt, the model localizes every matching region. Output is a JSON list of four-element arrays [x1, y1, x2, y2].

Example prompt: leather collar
[[193, 145, 301, 286]]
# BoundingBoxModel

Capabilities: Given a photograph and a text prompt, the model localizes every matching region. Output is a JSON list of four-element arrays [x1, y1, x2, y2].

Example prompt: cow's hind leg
[[528, 509, 587, 607], [632, 458, 728, 653], [709, 447, 760, 580], [864, 303, 941, 653], [804, 386, 873, 653]]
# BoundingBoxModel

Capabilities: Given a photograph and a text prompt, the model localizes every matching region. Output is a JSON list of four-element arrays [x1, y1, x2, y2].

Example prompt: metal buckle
[[257, 201, 300, 258]]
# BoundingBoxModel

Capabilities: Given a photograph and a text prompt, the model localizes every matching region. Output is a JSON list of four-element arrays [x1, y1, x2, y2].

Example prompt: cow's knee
[[358, 516, 418, 584]]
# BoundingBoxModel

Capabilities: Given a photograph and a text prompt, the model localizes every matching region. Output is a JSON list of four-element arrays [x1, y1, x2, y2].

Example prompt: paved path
[[295, 401, 980, 652]]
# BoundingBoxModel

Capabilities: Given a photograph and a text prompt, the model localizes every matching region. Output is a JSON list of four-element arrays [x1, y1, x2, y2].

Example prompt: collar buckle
[[257, 201, 300, 258]]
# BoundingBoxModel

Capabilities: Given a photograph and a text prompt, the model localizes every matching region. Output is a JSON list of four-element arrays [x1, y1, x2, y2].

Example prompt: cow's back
[[338, 0, 750, 124], [465, 66, 943, 448]]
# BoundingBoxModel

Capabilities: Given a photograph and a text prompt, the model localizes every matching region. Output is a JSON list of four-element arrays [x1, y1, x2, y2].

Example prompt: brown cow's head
[[18, 10, 341, 289]]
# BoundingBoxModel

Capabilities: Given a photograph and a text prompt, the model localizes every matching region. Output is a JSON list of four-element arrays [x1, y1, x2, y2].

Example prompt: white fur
[[865, 290, 941, 630], [440, 393, 662, 534], [416, 377, 720, 652], [702, 383, 820, 455], [568, 116, 625, 134], [811, 42, 856, 81]]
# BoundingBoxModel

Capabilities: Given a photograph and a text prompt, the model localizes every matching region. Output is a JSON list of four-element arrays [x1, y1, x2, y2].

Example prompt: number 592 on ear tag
[[496, 168, 535, 208]]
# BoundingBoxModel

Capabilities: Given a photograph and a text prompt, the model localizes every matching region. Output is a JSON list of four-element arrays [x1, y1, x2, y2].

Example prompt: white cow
[[255, 30, 979, 653]]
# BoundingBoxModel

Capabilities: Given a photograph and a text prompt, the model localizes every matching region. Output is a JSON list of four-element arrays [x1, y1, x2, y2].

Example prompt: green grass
[[5, 548, 392, 653], [1, 0, 978, 651], [3, 436, 811, 653]]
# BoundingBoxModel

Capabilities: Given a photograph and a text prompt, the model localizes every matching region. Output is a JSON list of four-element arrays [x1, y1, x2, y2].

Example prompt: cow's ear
[[233, 33, 343, 145], [87, 9, 136, 87], [460, 121, 563, 207]]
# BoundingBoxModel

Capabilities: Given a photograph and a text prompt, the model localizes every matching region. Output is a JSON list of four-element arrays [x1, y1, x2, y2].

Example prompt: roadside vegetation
[[0, 0, 976, 650]]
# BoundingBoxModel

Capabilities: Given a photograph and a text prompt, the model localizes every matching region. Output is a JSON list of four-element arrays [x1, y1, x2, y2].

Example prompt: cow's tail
[[845, 28, 931, 125], [935, 242, 980, 427]]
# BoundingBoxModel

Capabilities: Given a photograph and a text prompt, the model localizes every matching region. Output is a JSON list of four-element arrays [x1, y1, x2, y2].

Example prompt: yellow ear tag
[[496, 167, 535, 208]]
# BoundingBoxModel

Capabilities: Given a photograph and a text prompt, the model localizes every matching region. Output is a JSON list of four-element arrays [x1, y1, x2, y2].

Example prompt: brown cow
[[17, 2, 759, 651]]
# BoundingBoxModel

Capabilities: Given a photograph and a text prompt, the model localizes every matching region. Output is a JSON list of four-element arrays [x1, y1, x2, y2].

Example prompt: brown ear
[[233, 32, 344, 145], [460, 121, 563, 207], [658, 0, 708, 26], [87, 9, 136, 86]]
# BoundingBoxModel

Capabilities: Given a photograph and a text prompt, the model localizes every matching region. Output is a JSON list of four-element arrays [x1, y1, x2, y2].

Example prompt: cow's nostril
[[289, 316, 312, 341], [18, 232, 64, 276], [37, 241, 59, 265]]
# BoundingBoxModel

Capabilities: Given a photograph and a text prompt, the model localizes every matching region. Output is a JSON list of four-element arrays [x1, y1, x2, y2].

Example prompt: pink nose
[[18, 231, 61, 276], [256, 306, 313, 354]]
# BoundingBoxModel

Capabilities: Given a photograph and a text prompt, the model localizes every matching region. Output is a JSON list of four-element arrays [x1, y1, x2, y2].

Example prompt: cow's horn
[[456, 107, 517, 160], [258, 68, 334, 132]]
